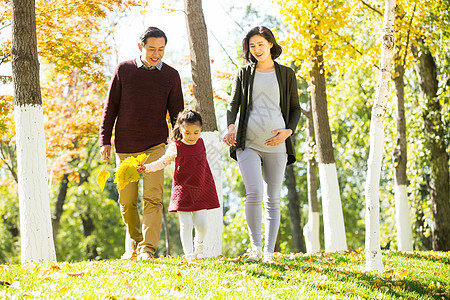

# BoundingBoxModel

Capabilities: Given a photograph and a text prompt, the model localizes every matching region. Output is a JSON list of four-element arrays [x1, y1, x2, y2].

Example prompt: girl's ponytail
[[171, 125, 183, 141]]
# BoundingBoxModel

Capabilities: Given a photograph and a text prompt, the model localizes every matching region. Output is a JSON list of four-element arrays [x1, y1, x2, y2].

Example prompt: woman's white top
[[245, 70, 286, 153]]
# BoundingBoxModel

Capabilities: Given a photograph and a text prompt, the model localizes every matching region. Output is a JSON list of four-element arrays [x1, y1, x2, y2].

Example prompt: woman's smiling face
[[249, 34, 273, 63]]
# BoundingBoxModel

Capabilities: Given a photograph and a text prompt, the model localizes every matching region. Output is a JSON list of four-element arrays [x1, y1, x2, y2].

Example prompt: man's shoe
[[246, 249, 262, 262], [137, 252, 154, 261], [121, 240, 138, 260]]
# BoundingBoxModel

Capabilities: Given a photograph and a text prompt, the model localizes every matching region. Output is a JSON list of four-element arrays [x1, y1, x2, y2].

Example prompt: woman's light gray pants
[[236, 148, 287, 254]]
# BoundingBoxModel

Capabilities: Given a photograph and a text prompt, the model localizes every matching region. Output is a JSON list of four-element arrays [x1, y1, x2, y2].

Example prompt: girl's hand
[[265, 129, 293, 146], [137, 165, 146, 175], [223, 124, 237, 147]]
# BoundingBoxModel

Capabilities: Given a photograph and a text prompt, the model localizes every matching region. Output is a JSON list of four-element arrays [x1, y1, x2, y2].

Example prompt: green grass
[[1, 250, 449, 299]]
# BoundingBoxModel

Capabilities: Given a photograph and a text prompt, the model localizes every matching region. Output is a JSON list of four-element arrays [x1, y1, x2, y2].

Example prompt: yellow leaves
[[114, 154, 147, 190], [97, 153, 147, 191], [0, 95, 14, 140], [96, 170, 110, 191], [135, 153, 147, 165], [398, 269, 411, 278]]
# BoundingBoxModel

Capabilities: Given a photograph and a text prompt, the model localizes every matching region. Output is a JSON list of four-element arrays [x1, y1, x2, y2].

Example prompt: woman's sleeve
[[227, 69, 242, 126], [286, 69, 301, 132], [144, 143, 177, 172]]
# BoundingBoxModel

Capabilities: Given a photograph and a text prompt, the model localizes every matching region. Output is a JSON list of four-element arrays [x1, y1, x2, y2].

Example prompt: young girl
[[137, 110, 220, 259]]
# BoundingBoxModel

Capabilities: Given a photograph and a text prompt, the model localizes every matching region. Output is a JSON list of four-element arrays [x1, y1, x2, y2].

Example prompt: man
[[100, 27, 184, 260]]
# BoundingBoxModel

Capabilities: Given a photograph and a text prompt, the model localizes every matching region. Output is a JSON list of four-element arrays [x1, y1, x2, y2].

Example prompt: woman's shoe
[[246, 249, 262, 262]]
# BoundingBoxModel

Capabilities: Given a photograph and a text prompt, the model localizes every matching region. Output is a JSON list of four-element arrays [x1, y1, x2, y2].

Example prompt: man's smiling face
[[138, 37, 166, 67]]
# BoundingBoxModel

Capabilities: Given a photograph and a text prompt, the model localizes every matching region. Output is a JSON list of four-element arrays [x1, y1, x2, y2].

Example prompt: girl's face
[[249, 34, 273, 63], [180, 122, 202, 144]]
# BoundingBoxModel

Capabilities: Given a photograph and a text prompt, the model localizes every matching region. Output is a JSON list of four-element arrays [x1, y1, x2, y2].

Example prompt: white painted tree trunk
[[15, 105, 57, 263], [201, 131, 223, 257], [395, 185, 413, 251], [303, 211, 320, 253], [365, 0, 396, 272], [319, 163, 347, 252]]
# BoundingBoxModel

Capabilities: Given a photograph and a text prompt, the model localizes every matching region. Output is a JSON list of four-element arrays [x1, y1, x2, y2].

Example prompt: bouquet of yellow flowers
[[96, 153, 147, 191]]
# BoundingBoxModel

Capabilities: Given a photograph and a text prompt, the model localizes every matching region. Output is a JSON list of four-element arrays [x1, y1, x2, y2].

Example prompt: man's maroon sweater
[[100, 60, 184, 153]]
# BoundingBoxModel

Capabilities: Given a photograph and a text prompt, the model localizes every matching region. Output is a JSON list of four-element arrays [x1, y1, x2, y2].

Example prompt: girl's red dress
[[168, 138, 220, 212]]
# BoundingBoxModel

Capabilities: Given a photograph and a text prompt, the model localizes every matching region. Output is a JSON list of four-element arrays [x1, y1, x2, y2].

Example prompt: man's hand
[[265, 129, 292, 146], [100, 145, 112, 161]]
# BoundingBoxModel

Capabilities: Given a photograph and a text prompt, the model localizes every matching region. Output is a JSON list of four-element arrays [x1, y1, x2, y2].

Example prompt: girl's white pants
[[178, 210, 207, 256]]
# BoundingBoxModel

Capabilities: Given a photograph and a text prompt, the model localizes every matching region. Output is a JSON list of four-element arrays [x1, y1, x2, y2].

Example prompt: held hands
[[223, 124, 237, 147], [265, 129, 293, 146]]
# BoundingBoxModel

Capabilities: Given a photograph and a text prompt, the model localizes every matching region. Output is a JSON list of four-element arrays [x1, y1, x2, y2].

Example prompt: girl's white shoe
[[194, 243, 205, 259], [183, 253, 196, 260]]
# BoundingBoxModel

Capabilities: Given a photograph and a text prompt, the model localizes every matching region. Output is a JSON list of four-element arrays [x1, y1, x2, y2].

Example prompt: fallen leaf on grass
[[274, 252, 283, 260], [0, 280, 10, 286], [67, 272, 85, 277], [50, 263, 62, 271], [221, 280, 231, 288], [124, 279, 134, 290], [398, 270, 410, 278]]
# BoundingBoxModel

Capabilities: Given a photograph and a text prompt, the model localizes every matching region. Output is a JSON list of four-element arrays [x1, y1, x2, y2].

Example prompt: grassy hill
[[0, 250, 448, 299]]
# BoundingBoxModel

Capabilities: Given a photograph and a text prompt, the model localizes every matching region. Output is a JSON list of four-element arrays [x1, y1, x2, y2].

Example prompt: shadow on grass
[[206, 252, 447, 300], [385, 250, 450, 265]]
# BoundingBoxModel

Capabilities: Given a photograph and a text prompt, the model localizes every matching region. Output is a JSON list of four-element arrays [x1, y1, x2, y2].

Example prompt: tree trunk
[[310, 43, 347, 252], [81, 212, 98, 260], [392, 60, 413, 251], [411, 44, 450, 251], [184, 0, 217, 131], [285, 158, 306, 253], [51, 173, 69, 241], [303, 97, 321, 253], [12, 0, 56, 263], [365, 0, 396, 272], [415, 209, 432, 250], [162, 202, 171, 256], [185, 0, 222, 257]]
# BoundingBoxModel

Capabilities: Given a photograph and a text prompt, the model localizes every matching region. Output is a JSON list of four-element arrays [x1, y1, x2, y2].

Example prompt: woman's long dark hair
[[242, 26, 282, 63], [171, 110, 203, 141]]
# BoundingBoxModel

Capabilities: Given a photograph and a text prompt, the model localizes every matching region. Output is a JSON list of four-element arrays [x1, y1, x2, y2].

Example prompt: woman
[[223, 26, 301, 263]]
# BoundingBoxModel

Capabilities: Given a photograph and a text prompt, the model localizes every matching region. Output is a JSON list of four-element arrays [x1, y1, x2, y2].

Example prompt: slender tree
[[391, 1, 417, 251], [184, 0, 222, 257], [392, 60, 413, 251], [284, 134, 306, 253], [365, 0, 396, 272], [11, 0, 56, 263], [303, 98, 320, 253], [411, 44, 450, 251], [276, 0, 353, 252], [310, 42, 347, 252]]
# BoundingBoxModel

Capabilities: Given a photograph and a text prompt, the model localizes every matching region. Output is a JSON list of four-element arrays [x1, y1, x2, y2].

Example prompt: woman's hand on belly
[[265, 129, 293, 146]]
